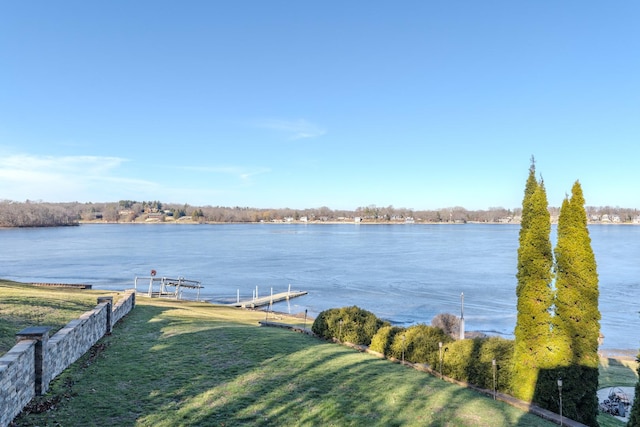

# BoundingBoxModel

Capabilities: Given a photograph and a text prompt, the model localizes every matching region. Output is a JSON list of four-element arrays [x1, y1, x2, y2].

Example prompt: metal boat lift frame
[[134, 276, 203, 301]]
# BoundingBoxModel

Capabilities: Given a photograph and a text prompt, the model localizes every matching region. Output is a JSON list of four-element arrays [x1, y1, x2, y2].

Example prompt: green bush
[[311, 306, 387, 346], [387, 324, 452, 365], [370, 325, 406, 356], [443, 337, 513, 394]]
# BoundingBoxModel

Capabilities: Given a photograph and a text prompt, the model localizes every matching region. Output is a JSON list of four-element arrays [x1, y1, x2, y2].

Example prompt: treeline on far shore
[[1, 199, 639, 228]]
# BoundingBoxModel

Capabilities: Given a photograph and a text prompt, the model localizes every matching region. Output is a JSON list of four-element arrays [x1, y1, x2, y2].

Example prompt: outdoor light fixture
[[438, 342, 443, 377], [401, 335, 406, 363], [492, 359, 497, 400], [557, 377, 563, 426]]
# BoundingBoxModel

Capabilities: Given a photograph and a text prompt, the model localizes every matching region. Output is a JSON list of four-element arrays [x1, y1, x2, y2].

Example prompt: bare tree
[[431, 313, 460, 339]]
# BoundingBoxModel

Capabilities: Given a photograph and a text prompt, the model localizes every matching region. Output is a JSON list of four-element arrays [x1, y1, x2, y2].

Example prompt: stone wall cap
[[16, 326, 52, 337]]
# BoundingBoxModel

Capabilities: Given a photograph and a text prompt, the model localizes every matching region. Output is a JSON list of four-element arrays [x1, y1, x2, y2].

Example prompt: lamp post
[[339, 320, 343, 342], [304, 309, 308, 331], [492, 359, 497, 400], [438, 342, 443, 377], [459, 292, 465, 340], [557, 377, 563, 426], [401, 335, 406, 364]]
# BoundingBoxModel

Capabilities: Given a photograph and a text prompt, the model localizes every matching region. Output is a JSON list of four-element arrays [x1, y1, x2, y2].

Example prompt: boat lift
[[134, 276, 203, 301]]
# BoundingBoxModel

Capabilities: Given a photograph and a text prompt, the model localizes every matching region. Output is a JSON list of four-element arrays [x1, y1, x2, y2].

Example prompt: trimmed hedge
[[370, 323, 452, 366], [370, 325, 405, 355], [311, 306, 387, 346], [315, 306, 515, 397], [443, 336, 514, 394]]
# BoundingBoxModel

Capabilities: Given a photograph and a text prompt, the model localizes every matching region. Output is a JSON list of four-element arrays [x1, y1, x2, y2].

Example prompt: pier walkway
[[229, 290, 308, 308]]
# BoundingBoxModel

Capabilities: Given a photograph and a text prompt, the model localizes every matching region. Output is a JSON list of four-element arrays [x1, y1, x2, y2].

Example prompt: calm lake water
[[0, 223, 638, 350]]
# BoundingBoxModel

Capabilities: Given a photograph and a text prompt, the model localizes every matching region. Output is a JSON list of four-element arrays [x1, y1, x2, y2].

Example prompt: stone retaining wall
[[0, 341, 36, 427], [0, 290, 135, 427]]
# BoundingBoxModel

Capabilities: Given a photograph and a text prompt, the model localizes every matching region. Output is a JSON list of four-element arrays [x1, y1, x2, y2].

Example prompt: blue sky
[[1, 2, 638, 210]]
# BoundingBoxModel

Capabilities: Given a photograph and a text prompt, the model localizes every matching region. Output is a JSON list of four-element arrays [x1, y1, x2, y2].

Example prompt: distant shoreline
[[76, 220, 640, 226]]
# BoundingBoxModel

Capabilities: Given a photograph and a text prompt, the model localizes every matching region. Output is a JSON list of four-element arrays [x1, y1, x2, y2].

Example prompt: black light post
[[438, 342, 443, 377], [557, 377, 563, 426], [492, 359, 497, 399]]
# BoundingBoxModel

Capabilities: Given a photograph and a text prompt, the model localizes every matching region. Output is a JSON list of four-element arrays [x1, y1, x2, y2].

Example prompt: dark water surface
[[1, 223, 637, 350]]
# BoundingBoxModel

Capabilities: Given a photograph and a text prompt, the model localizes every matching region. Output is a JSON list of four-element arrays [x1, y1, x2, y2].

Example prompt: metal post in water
[[288, 283, 291, 295], [459, 292, 465, 340]]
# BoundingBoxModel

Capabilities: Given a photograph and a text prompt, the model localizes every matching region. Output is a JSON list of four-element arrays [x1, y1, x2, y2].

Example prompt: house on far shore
[[354, 217, 362, 223], [145, 212, 164, 222]]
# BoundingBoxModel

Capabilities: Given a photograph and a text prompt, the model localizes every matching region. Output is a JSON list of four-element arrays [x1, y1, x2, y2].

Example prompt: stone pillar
[[97, 296, 113, 334], [16, 326, 52, 395]]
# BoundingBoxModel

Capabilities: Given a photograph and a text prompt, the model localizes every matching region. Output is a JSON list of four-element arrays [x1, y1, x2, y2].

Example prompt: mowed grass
[[0, 280, 124, 356], [597, 355, 638, 427], [4, 282, 636, 427], [599, 355, 638, 389], [8, 296, 559, 427]]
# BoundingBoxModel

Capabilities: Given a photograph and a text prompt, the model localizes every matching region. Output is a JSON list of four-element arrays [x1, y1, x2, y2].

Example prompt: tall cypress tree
[[538, 181, 601, 426], [519, 156, 538, 234], [628, 352, 640, 426], [513, 168, 555, 401]]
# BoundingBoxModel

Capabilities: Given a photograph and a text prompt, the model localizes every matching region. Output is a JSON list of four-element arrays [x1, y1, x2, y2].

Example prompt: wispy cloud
[[0, 154, 127, 175], [179, 165, 271, 184], [0, 152, 272, 203], [253, 118, 326, 140], [0, 153, 154, 202]]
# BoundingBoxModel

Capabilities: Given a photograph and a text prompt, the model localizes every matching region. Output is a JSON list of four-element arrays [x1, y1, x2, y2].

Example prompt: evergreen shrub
[[387, 324, 452, 366], [311, 306, 387, 346], [444, 337, 513, 393], [370, 325, 405, 356]]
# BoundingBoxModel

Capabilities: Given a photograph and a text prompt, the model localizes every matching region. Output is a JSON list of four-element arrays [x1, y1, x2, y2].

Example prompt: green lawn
[[3, 282, 636, 426], [0, 280, 123, 356], [599, 355, 638, 389], [8, 296, 555, 427]]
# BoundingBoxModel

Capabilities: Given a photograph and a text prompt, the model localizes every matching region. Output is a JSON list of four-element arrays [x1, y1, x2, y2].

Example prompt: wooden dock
[[31, 283, 92, 289], [229, 290, 308, 308]]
